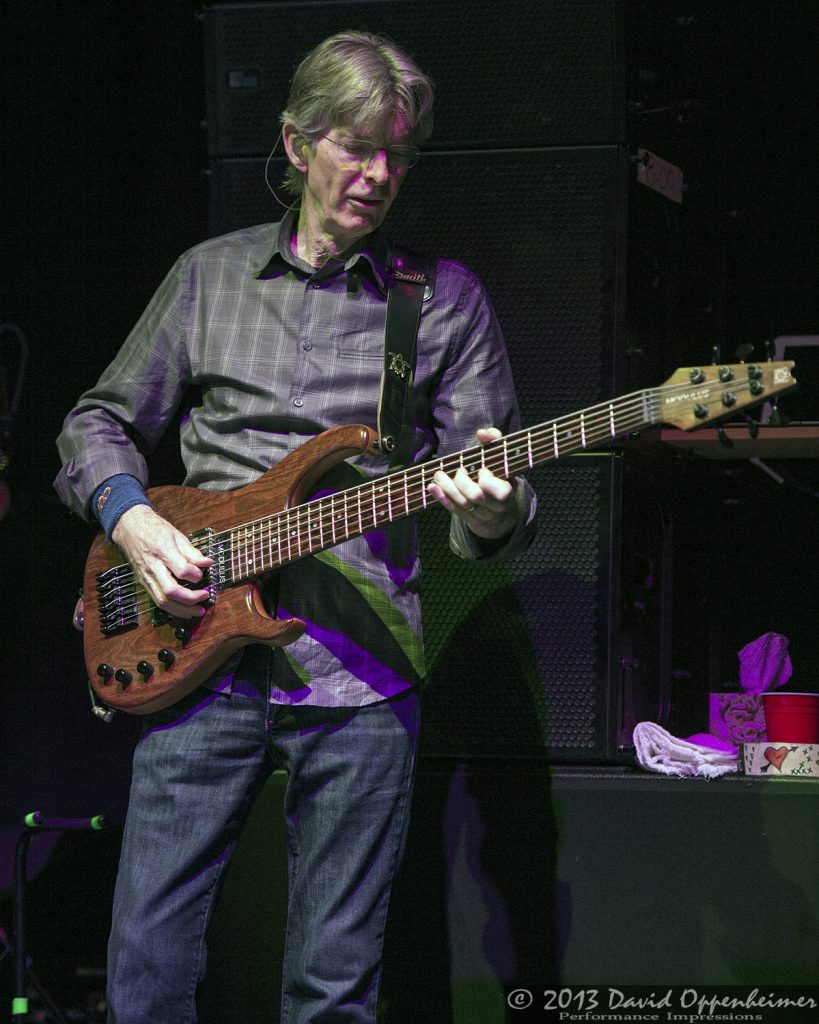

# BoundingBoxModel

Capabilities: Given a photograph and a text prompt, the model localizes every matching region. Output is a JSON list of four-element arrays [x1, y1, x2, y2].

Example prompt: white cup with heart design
[[742, 742, 819, 778]]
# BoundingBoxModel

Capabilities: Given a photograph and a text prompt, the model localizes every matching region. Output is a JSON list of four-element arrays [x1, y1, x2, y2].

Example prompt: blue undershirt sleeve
[[91, 474, 153, 541]]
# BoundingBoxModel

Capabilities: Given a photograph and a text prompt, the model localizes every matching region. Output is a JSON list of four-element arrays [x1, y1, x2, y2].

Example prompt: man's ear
[[282, 124, 310, 173]]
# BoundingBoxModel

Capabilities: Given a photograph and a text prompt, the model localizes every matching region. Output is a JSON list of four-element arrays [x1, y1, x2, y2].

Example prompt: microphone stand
[[11, 811, 107, 1023]]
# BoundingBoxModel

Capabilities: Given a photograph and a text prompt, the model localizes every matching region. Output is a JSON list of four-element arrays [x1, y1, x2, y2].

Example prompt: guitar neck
[[220, 387, 660, 583]]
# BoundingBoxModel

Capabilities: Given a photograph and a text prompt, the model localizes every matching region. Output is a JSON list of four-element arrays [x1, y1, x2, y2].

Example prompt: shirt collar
[[254, 208, 392, 294]]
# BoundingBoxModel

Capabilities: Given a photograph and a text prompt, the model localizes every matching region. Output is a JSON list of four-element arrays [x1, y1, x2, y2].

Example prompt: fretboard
[[217, 386, 662, 585]]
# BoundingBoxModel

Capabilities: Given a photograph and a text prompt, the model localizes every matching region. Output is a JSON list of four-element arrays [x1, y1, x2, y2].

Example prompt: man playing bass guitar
[[55, 30, 537, 1024]]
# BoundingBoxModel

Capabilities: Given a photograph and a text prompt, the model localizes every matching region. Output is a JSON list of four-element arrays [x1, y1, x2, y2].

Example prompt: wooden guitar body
[[83, 424, 379, 714]]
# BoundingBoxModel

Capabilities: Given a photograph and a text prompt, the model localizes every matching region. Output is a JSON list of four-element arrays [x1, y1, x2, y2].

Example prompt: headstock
[[658, 361, 797, 430]]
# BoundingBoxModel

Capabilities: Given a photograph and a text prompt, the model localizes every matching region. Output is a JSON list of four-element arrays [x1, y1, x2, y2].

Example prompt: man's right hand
[[111, 504, 213, 619]]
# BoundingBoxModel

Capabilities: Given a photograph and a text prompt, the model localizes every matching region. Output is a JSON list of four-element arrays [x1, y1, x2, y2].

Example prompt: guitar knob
[[689, 367, 704, 384], [96, 663, 114, 681], [750, 379, 764, 395], [722, 392, 737, 407], [174, 626, 192, 644], [136, 660, 154, 679], [157, 648, 175, 667], [718, 366, 734, 382], [114, 668, 133, 685], [694, 404, 709, 419]]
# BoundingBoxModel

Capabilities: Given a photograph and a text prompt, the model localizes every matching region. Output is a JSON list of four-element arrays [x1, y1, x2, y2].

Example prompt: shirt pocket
[[334, 323, 385, 360]]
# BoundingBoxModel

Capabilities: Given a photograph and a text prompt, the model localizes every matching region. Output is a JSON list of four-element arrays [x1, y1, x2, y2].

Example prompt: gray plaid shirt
[[56, 212, 536, 705]]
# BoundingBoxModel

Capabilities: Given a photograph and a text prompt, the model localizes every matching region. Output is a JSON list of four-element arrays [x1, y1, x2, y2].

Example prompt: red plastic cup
[[761, 692, 819, 743]]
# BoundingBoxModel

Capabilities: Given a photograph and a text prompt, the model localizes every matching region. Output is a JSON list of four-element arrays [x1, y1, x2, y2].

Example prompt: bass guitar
[[79, 361, 796, 715]]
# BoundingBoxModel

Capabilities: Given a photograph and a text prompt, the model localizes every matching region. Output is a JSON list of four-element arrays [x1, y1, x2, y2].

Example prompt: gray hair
[[279, 30, 434, 198]]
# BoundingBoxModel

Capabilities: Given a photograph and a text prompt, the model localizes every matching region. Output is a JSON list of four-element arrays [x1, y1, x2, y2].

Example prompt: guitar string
[[94, 375, 760, 624], [95, 387, 667, 619], [94, 375, 764, 624], [220, 373, 764, 547], [100, 372, 747, 583]]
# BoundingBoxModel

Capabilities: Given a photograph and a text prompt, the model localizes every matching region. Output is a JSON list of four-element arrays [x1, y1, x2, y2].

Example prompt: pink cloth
[[738, 632, 792, 694]]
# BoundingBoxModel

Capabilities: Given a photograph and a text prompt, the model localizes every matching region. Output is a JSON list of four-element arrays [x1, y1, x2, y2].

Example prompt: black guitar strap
[[377, 244, 436, 467]]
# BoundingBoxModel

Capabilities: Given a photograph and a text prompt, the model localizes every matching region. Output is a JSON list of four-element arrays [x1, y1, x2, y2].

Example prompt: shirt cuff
[[92, 474, 153, 541], [449, 477, 538, 562]]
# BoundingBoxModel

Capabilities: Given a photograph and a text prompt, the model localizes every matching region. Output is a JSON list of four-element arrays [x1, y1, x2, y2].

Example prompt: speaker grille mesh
[[203, 0, 624, 155], [417, 456, 617, 759]]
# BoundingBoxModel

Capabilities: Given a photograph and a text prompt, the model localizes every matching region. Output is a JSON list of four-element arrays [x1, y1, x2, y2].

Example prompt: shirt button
[[293, 398, 304, 408], [302, 341, 313, 351]]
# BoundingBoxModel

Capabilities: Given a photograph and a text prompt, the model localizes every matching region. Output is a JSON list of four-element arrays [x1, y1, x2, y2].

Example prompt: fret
[[503, 436, 510, 478], [275, 513, 283, 568], [238, 526, 246, 578], [296, 501, 305, 557], [420, 465, 428, 508], [273, 515, 280, 568], [527, 429, 533, 467], [294, 507, 302, 558], [552, 422, 559, 460], [609, 403, 616, 436], [237, 526, 244, 578], [285, 509, 293, 563], [342, 491, 350, 539]]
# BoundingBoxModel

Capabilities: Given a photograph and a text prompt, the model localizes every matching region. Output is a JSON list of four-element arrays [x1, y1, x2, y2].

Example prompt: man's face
[[297, 114, 414, 250]]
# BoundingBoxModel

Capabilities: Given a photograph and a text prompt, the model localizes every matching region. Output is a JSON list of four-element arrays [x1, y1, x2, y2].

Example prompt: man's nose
[[363, 149, 390, 183]]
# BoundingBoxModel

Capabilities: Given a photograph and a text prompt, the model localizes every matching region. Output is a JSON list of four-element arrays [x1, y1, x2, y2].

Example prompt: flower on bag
[[718, 693, 767, 744]]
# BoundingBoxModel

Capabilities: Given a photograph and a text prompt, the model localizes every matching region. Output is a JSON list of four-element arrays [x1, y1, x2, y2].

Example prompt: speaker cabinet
[[203, 2, 638, 760], [203, 0, 625, 157]]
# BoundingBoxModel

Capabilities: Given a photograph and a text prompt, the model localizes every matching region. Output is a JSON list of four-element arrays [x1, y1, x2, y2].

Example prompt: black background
[[1, 3, 819, 1010], [3, 0, 819, 815]]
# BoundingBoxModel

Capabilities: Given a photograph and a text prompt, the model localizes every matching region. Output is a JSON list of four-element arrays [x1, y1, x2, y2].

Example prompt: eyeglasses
[[318, 133, 421, 171]]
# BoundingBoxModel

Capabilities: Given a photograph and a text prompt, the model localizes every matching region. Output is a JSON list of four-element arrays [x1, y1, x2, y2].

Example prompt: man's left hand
[[427, 427, 521, 540]]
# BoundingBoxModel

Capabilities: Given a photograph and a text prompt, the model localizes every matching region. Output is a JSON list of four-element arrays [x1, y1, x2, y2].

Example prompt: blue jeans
[[107, 646, 420, 1023]]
